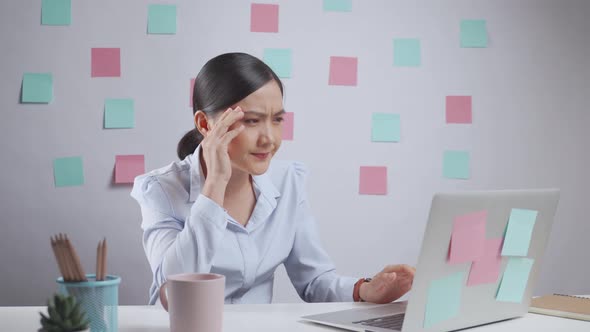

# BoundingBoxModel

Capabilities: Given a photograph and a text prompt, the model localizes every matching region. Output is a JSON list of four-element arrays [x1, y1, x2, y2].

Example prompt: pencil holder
[[57, 274, 121, 332]]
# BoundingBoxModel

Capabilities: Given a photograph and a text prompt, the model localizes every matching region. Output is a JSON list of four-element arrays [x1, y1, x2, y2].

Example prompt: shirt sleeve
[[283, 163, 358, 302], [130, 175, 228, 301]]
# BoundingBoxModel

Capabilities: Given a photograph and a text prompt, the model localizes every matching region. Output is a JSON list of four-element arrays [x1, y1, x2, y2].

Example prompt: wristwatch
[[353, 277, 372, 302]]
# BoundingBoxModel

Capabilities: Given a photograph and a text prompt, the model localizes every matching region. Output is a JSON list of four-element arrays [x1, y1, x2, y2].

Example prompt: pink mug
[[159, 273, 225, 332]]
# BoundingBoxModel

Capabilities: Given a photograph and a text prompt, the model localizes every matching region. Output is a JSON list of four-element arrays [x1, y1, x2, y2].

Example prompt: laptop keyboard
[[353, 313, 405, 331]]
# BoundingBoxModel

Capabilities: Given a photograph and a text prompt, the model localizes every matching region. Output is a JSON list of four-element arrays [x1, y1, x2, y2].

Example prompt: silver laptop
[[301, 189, 560, 332]]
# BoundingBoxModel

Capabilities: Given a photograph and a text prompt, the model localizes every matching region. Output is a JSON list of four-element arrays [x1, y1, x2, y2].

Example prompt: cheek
[[227, 130, 251, 158]]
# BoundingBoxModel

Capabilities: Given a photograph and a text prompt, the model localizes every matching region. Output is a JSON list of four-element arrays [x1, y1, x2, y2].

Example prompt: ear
[[194, 111, 210, 137]]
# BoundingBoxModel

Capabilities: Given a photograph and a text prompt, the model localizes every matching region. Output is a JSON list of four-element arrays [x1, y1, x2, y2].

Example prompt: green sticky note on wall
[[461, 19, 488, 48], [22, 73, 53, 103], [393, 38, 421, 67], [443, 150, 470, 179], [372, 113, 400, 142], [424, 272, 464, 328], [148, 4, 177, 34], [501, 209, 538, 256], [323, 0, 352, 12], [42, 0, 71, 26], [496, 257, 534, 303], [54, 157, 84, 187], [264, 49, 293, 78], [104, 99, 135, 129]]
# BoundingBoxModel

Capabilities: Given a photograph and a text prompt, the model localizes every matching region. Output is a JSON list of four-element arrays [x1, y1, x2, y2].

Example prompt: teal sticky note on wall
[[22, 73, 53, 103], [393, 38, 421, 67], [372, 113, 400, 142], [424, 272, 464, 328], [54, 157, 84, 187], [496, 257, 534, 303], [501, 208, 538, 256], [264, 49, 293, 78], [42, 0, 71, 26], [443, 150, 470, 179], [461, 19, 488, 48], [323, 0, 352, 12], [148, 4, 177, 34], [104, 99, 135, 129]]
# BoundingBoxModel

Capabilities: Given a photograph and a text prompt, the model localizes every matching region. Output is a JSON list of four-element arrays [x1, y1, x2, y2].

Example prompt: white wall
[[0, 0, 588, 305]]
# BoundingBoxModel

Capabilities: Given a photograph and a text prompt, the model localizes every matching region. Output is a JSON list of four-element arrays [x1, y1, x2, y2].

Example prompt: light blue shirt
[[130, 146, 357, 304]]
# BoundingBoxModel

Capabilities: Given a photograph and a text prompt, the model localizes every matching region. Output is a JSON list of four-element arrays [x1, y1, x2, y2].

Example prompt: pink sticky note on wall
[[448, 210, 487, 264], [329, 56, 358, 86], [251, 4, 279, 32], [190, 78, 195, 107], [446, 96, 472, 124], [115, 155, 145, 184], [91, 48, 121, 77], [282, 112, 294, 140], [359, 166, 387, 195], [467, 238, 503, 286]]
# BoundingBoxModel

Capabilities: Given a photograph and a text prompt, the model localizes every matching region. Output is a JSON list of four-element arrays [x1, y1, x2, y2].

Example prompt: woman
[[131, 52, 415, 305]]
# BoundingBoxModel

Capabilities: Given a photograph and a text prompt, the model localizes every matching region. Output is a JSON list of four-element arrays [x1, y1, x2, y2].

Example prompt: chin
[[250, 165, 270, 176]]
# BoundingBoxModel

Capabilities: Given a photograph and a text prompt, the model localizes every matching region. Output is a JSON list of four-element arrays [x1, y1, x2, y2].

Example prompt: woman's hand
[[359, 264, 416, 304], [200, 106, 244, 204]]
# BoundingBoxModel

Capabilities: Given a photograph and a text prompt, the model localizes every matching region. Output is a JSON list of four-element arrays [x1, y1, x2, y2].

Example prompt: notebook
[[529, 294, 590, 321]]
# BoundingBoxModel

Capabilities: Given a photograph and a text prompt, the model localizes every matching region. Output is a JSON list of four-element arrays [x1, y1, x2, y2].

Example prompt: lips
[[251, 152, 270, 160]]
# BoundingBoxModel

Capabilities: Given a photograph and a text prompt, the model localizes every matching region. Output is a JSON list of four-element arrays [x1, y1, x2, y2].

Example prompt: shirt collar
[[188, 145, 281, 203]]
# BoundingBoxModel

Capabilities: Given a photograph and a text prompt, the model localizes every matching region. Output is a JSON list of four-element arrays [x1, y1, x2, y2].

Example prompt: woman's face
[[216, 80, 285, 176]]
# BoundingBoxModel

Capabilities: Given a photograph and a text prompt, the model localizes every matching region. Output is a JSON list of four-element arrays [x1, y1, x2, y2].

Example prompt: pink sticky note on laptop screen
[[446, 96, 472, 124], [448, 210, 487, 264], [250, 3, 279, 32], [329, 56, 358, 86], [282, 112, 294, 140], [91, 48, 121, 77], [467, 238, 503, 286], [359, 166, 387, 195], [115, 155, 145, 184]]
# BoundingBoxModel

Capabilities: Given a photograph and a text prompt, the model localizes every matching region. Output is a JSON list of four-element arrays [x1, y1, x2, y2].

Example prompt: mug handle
[[159, 282, 169, 312]]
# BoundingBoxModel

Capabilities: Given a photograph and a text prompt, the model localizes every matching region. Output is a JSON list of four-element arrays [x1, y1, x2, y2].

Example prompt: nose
[[257, 122, 276, 147]]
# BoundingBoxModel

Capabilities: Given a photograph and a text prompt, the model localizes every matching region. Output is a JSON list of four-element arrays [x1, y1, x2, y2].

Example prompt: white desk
[[1, 302, 588, 331]]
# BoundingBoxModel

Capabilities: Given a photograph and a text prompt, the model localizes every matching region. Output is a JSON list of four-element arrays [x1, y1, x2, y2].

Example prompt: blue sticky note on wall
[[443, 150, 470, 179], [22, 73, 53, 103], [424, 272, 464, 328], [148, 4, 177, 34], [104, 99, 135, 129], [264, 49, 293, 78], [42, 0, 71, 26], [461, 20, 488, 48], [393, 38, 421, 67], [496, 257, 534, 303], [323, 0, 352, 12], [54, 156, 84, 187], [501, 209, 538, 256], [372, 113, 400, 142]]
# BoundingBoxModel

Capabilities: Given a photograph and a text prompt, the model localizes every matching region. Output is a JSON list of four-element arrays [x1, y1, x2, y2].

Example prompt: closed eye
[[243, 119, 259, 124]]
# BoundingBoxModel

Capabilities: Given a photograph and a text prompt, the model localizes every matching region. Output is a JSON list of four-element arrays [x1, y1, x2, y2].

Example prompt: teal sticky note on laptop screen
[[424, 271, 464, 328], [501, 208, 538, 256], [496, 257, 534, 303]]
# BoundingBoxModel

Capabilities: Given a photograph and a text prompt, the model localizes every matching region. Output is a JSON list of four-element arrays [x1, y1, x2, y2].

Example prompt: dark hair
[[177, 52, 284, 160]]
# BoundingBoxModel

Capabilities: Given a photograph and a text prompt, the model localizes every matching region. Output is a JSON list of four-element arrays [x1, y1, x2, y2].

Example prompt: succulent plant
[[39, 293, 90, 332]]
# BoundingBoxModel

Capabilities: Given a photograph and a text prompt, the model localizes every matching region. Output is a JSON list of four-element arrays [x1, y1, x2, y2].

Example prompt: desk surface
[[1, 302, 588, 331]]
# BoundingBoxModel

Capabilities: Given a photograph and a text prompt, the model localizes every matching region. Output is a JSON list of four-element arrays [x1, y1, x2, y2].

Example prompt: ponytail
[[177, 128, 203, 160]]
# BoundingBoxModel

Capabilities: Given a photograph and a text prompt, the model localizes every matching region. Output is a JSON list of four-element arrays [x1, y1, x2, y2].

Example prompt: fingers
[[221, 124, 245, 145], [381, 264, 415, 275], [211, 107, 244, 136]]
